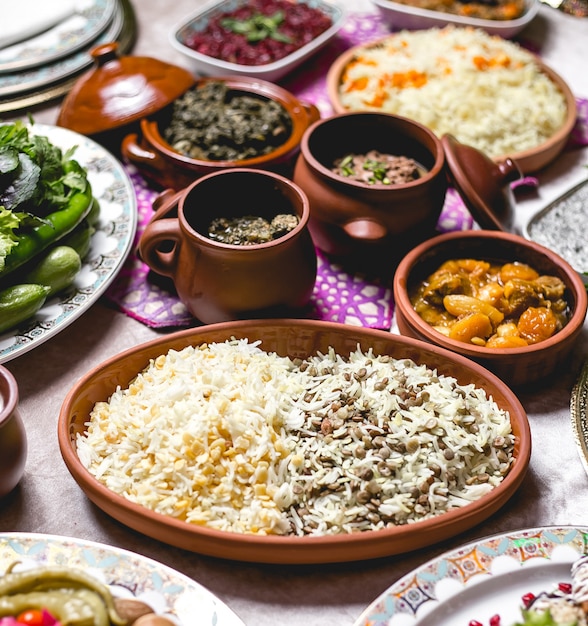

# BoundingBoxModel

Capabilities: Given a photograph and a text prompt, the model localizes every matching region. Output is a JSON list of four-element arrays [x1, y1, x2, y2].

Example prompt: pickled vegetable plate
[[0, 125, 137, 364], [0, 532, 245, 626], [354, 525, 588, 626]]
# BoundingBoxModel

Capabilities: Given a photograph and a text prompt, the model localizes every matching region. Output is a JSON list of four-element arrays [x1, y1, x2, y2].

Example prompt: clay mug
[[0, 365, 27, 498], [138, 168, 317, 324]]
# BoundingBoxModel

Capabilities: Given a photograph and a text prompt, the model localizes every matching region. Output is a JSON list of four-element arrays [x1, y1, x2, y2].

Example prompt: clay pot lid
[[57, 42, 197, 136], [441, 134, 523, 233]]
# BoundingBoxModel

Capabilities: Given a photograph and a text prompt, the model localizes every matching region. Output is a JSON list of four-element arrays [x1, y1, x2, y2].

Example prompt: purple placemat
[[105, 12, 588, 330]]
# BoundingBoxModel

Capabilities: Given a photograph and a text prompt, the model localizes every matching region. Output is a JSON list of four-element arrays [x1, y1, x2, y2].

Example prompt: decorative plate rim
[[354, 524, 588, 626], [0, 531, 245, 626]]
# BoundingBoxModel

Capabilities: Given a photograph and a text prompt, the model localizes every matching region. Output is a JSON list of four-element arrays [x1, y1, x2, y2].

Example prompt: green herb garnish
[[221, 11, 293, 43], [363, 159, 391, 185]]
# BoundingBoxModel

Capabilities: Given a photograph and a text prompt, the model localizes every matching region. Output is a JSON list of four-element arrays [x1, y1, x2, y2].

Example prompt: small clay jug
[[138, 168, 317, 324], [0, 365, 27, 498]]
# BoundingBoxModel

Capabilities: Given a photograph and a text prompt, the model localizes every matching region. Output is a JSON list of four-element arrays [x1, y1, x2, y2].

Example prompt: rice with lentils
[[336, 26, 568, 158], [76, 339, 515, 536]]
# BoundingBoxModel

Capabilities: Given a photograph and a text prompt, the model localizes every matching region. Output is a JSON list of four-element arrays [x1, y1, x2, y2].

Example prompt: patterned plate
[[571, 357, 588, 476], [0, 0, 123, 97], [0, 0, 116, 73], [0, 532, 245, 625], [0, 124, 137, 364], [354, 526, 588, 625]]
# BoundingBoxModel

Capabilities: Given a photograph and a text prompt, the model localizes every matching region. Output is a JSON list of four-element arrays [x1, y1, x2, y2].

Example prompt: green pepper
[[0, 283, 50, 333], [0, 185, 93, 280]]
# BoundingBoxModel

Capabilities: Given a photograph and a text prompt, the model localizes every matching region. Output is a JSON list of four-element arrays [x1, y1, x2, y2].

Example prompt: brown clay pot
[[57, 42, 196, 154], [121, 77, 320, 190], [138, 169, 317, 324], [393, 230, 588, 388], [0, 365, 27, 498], [292, 112, 447, 271]]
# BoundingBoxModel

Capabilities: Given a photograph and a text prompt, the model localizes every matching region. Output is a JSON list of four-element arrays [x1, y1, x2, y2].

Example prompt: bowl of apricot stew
[[393, 230, 588, 388]]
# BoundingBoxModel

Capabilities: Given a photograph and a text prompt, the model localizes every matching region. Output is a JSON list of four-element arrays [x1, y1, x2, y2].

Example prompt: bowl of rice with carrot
[[58, 319, 531, 564], [326, 26, 576, 174]]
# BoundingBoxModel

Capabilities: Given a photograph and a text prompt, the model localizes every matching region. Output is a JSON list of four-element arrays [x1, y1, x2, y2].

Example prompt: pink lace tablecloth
[[105, 12, 588, 330]]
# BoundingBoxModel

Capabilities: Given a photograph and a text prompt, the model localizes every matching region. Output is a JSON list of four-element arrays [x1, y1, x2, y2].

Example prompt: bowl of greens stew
[[121, 76, 320, 190]]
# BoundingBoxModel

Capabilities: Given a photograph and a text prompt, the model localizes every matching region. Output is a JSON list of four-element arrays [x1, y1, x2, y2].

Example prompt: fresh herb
[[338, 154, 355, 178], [221, 11, 293, 43], [363, 159, 391, 185], [0, 121, 90, 273]]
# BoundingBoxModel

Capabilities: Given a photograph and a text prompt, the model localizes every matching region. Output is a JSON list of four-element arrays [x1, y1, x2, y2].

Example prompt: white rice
[[337, 26, 568, 158], [76, 339, 515, 536]]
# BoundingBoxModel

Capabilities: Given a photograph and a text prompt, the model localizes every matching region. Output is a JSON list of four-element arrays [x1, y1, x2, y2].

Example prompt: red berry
[[559, 582, 573, 594], [490, 615, 501, 626], [522, 592, 536, 607], [468, 621, 483, 626]]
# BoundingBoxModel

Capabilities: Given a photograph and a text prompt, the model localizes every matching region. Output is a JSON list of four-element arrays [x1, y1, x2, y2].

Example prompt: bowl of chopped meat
[[292, 111, 448, 271], [121, 76, 320, 190], [393, 230, 588, 388], [169, 0, 345, 82]]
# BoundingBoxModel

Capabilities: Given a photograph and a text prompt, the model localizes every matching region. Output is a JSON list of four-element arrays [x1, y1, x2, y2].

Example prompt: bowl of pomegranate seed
[[169, 0, 346, 82]]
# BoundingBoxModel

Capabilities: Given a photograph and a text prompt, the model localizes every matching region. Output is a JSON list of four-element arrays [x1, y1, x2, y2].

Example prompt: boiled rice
[[76, 339, 515, 536], [337, 26, 568, 158]]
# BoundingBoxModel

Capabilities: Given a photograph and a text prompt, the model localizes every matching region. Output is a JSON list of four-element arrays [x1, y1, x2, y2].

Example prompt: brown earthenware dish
[[0, 365, 27, 498], [393, 230, 588, 388], [292, 111, 447, 269], [121, 76, 320, 190], [326, 35, 577, 174], [58, 319, 531, 564]]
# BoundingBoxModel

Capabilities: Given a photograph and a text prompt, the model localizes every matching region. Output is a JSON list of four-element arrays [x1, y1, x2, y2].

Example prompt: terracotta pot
[[138, 169, 317, 324], [0, 365, 27, 498], [293, 112, 447, 271], [393, 230, 588, 388], [122, 76, 320, 190]]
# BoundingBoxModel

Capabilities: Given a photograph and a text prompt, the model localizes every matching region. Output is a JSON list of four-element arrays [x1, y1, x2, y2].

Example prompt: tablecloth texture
[[105, 12, 588, 330]]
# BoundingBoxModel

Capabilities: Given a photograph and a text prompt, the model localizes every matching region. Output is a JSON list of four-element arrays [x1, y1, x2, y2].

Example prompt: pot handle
[[342, 219, 388, 243], [302, 101, 321, 125], [138, 218, 183, 279], [121, 133, 168, 176]]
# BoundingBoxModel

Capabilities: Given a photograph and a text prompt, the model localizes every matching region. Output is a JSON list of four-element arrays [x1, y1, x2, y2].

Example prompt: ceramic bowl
[[393, 230, 588, 388], [56, 42, 197, 154], [370, 0, 539, 38], [292, 111, 447, 270], [0, 365, 27, 498], [326, 31, 577, 175], [121, 76, 320, 190], [58, 319, 531, 564], [169, 0, 345, 82]]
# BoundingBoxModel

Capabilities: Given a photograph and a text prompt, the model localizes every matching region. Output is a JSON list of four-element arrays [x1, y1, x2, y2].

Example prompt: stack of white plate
[[0, 0, 136, 114]]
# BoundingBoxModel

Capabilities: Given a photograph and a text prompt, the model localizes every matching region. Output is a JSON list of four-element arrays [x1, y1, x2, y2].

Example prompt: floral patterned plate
[[0, 124, 137, 364], [354, 526, 588, 626], [0, 532, 245, 625]]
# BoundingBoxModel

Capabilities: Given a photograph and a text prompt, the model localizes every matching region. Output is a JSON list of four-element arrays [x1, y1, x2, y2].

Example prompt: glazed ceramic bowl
[[292, 111, 447, 269], [137, 168, 318, 324], [370, 0, 539, 38], [393, 230, 588, 388], [169, 0, 345, 82], [0, 365, 27, 498], [58, 319, 531, 564], [57, 42, 197, 154], [326, 31, 577, 174], [121, 76, 320, 189]]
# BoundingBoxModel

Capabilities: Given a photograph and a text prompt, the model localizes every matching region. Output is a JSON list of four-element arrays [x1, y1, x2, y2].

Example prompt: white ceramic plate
[[0, 124, 137, 364], [370, 0, 539, 38], [354, 525, 588, 626], [0, 0, 117, 73], [169, 0, 346, 83], [0, 1, 123, 97], [0, 532, 245, 626]]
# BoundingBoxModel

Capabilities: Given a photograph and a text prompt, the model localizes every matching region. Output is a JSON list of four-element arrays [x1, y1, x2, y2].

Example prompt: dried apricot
[[517, 306, 559, 344]]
